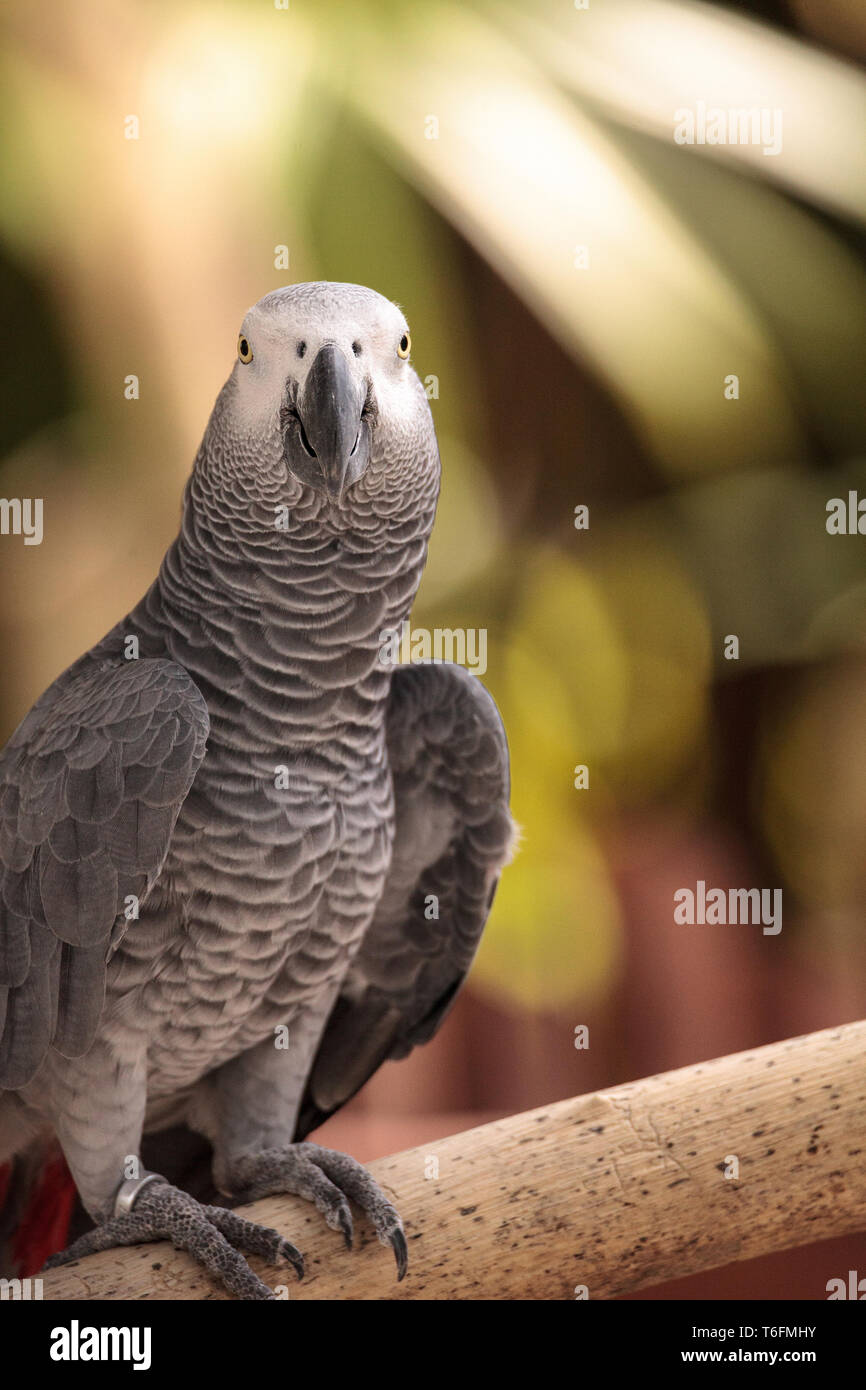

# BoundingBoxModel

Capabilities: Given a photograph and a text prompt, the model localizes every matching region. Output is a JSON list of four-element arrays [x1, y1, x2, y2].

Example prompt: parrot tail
[[0, 1145, 77, 1278]]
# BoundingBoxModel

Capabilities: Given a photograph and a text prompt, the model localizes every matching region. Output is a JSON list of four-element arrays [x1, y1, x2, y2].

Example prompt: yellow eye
[[397, 332, 411, 359], [237, 335, 253, 364]]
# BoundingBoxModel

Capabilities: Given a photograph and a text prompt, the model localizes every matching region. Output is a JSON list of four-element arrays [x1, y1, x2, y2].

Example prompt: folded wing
[[0, 657, 208, 1087], [296, 662, 514, 1139]]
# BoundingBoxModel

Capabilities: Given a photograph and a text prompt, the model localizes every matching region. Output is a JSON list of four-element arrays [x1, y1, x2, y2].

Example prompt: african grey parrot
[[0, 283, 513, 1299]]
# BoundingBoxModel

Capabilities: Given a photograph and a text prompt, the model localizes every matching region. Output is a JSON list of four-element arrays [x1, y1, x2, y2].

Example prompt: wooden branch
[[40, 1020, 866, 1300]]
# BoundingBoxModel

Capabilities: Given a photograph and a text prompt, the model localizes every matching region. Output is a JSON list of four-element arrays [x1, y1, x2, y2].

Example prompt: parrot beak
[[282, 344, 371, 502]]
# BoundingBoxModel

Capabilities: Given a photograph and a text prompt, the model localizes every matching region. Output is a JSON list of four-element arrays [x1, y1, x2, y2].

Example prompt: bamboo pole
[[39, 1020, 866, 1300]]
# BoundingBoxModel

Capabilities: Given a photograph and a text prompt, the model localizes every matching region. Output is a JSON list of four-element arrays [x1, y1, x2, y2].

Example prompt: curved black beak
[[282, 344, 370, 501]]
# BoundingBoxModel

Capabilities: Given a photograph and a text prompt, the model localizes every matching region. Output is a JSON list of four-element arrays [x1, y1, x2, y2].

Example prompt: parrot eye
[[397, 333, 411, 359], [237, 335, 253, 364]]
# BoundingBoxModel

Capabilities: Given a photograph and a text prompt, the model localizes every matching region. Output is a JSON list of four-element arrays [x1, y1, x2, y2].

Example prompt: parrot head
[[210, 282, 436, 507]]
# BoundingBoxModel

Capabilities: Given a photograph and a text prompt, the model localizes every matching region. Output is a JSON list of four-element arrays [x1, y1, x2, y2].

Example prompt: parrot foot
[[226, 1142, 408, 1280], [44, 1177, 304, 1300]]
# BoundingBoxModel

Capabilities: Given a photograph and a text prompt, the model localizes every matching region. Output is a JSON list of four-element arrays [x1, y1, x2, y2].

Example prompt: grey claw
[[338, 1205, 353, 1250], [280, 1239, 305, 1279], [391, 1227, 408, 1281]]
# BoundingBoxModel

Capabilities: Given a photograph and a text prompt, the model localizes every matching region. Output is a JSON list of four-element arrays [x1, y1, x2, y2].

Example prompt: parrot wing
[[295, 662, 514, 1140], [0, 656, 208, 1088]]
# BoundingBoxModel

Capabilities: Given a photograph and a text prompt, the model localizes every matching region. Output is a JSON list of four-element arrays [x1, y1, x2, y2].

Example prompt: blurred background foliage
[[2, 0, 866, 1294]]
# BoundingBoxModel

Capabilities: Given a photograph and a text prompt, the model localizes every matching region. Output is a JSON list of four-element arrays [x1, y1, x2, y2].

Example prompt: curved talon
[[391, 1228, 408, 1281], [227, 1144, 409, 1281], [338, 1207, 353, 1250], [279, 1239, 305, 1280]]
